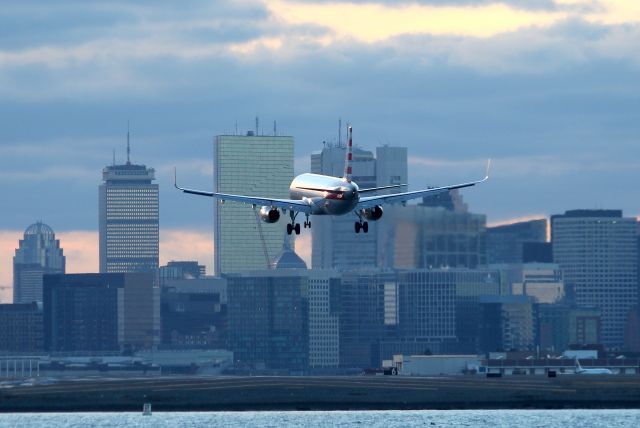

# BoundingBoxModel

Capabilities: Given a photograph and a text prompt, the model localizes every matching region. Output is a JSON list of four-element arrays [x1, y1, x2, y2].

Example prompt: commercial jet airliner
[[575, 359, 613, 375], [175, 126, 490, 235]]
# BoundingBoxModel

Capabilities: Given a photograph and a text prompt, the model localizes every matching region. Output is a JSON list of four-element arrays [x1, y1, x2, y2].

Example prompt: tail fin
[[343, 125, 353, 182], [575, 358, 582, 371]]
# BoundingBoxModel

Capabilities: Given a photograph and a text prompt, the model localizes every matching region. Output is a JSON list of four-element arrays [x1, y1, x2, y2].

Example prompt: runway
[[1, 375, 640, 411]]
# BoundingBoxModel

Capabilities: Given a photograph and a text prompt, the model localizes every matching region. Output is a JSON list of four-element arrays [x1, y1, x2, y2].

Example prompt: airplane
[[174, 125, 490, 235], [574, 358, 613, 375]]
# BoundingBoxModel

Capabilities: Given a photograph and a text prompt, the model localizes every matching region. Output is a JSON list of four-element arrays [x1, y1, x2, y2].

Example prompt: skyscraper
[[311, 144, 407, 270], [13, 222, 65, 303], [552, 209, 638, 349], [487, 219, 547, 264], [213, 133, 294, 274], [99, 132, 159, 273]]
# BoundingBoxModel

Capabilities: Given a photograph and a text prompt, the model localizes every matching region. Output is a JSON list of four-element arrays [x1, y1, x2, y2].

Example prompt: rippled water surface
[[1, 410, 639, 428]]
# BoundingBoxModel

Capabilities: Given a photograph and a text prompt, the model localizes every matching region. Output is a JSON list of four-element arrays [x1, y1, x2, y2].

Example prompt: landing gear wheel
[[287, 224, 293, 235], [294, 223, 301, 235], [362, 222, 369, 233], [355, 222, 361, 233]]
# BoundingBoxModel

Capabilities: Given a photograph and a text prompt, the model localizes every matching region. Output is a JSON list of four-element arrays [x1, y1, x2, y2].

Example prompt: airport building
[[311, 144, 407, 270], [13, 222, 65, 304], [213, 133, 294, 274], [99, 140, 159, 273], [43, 273, 160, 352], [552, 209, 638, 349]]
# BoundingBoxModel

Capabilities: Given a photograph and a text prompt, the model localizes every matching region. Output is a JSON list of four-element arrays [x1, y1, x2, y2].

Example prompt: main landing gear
[[287, 212, 311, 235], [354, 212, 369, 233], [355, 221, 369, 233]]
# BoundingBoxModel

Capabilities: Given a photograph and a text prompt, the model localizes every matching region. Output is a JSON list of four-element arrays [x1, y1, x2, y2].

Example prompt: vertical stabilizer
[[343, 125, 353, 182]]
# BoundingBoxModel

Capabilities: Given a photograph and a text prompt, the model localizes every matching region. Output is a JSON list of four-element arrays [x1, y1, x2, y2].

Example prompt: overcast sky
[[1, 0, 639, 296]]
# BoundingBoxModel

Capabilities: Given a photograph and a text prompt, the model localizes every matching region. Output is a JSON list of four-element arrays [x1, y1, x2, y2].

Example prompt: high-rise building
[[509, 263, 565, 304], [308, 270, 341, 368], [478, 295, 536, 353], [486, 219, 547, 264], [226, 270, 308, 371], [43, 273, 160, 352], [99, 136, 159, 273], [382, 205, 486, 269], [13, 222, 65, 303], [311, 144, 407, 270], [0, 302, 43, 352], [213, 133, 293, 274], [552, 209, 638, 349]]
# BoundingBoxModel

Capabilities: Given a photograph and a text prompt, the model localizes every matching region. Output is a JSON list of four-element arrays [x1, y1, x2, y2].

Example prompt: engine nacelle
[[259, 206, 281, 223], [360, 205, 383, 221]]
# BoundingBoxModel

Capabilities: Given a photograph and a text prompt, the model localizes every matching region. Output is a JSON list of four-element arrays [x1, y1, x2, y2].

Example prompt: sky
[[1, 0, 639, 299]]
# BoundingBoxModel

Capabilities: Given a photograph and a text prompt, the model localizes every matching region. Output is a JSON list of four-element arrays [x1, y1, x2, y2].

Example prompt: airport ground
[[1, 375, 640, 412]]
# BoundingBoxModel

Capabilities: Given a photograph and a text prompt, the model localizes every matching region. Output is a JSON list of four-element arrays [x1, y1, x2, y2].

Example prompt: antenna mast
[[338, 117, 342, 147], [126, 121, 131, 165]]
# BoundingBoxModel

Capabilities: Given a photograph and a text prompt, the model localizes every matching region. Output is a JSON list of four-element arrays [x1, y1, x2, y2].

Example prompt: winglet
[[173, 167, 180, 190], [484, 159, 491, 181]]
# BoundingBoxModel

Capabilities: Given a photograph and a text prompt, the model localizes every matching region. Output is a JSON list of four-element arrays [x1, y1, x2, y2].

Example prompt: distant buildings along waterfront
[[13, 222, 65, 303]]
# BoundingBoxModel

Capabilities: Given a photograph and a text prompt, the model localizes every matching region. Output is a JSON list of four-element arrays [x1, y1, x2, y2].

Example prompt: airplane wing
[[174, 169, 313, 214], [356, 160, 490, 210]]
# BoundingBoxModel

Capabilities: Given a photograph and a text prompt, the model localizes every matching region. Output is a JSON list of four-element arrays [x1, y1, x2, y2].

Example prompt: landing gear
[[354, 221, 369, 233], [303, 214, 311, 229], [287, 211, 302, 235]]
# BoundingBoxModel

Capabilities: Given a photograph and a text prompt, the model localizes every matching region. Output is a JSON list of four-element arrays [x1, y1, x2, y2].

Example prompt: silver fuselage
[[289, 173, 359, 215]]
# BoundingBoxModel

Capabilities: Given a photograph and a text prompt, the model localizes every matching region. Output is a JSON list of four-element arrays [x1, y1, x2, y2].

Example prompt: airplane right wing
[[357, 160, 490, 210], [174, 169, 313, 214]]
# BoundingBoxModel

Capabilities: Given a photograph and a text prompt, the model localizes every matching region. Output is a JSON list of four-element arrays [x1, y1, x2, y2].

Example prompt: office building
[[308, 270, 341, 368], [99, 138, 159, 273], [311, 144, 407, 270], [478, 295, 536, 353], [226, 270, 308, 371], [160, 261, 206, 281], [214, 133, 293, 274], [487, 219, 547, 264], [161, 276, 227, 349], [43, 273, 160, 352], [509, 263, 564, 304], [13, 222, 65, 303], [552, 210, 638, 349], [0, 302, 43, 352], [382, 204, 486, 269]]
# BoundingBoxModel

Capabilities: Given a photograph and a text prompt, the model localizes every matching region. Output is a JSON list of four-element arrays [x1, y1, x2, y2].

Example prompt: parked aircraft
[[575, 359, 613, 375], [175, 126, 490, 235]]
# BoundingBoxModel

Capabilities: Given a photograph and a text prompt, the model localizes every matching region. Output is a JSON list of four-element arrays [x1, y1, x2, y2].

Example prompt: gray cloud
[[0, 3, 638, 233]]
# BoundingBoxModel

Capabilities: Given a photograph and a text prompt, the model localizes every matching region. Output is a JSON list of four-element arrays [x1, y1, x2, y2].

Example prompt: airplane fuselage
[[289, 173, 360, 216]]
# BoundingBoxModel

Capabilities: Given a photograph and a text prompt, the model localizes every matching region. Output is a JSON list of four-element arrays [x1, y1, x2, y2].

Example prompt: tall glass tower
[[13, 221, 65, 303], [99, 133, 159, 273], [213, 133, 293, 274]]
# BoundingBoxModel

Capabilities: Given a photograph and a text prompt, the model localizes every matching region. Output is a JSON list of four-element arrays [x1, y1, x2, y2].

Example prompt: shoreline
[[2, 375, 640, 412]]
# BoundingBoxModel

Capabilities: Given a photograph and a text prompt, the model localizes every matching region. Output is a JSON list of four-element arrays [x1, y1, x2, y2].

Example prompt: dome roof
[[24, 221, 55, 237], [270, 236, 307, 270]]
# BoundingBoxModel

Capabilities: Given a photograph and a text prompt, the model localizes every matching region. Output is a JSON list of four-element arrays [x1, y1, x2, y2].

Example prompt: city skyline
[[1, 1, 640, 298]]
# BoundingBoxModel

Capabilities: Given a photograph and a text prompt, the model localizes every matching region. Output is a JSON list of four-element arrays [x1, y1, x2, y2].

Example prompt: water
[[0, 410, 638, 428]]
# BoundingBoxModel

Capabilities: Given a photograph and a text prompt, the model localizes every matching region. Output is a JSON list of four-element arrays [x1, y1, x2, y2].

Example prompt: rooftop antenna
[[112, 148, 116, 166], [273, 120, 277, 136], [255, 116, 259, 136], [126, 121, 131, 165], [338, 117, 342, 147]]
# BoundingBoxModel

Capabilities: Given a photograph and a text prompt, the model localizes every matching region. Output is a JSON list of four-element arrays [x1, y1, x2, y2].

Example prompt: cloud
[[0, 228, 215, 302]]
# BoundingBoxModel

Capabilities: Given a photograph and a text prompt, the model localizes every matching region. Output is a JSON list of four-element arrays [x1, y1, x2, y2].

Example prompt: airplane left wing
[[174, 169, 313, 214], [356, 160, 490, 210]]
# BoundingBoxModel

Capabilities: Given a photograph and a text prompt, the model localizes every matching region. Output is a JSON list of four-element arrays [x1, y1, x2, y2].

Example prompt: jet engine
[[360, 205, 383, 221], [259, 206, 280, 223]]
